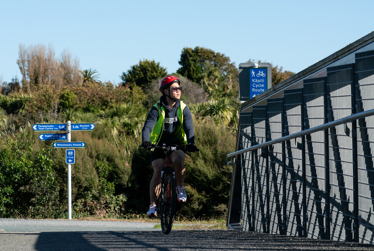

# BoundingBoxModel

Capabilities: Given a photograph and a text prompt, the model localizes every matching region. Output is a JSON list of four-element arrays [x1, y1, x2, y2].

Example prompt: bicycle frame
[[161, 154, 174, 180]]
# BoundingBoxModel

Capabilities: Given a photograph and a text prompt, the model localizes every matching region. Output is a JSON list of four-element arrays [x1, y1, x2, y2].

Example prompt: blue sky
[[1, 0, 373, 84]]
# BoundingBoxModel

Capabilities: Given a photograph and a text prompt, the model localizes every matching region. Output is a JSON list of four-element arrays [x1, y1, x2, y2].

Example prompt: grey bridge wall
[[227, 32, 374, 245]]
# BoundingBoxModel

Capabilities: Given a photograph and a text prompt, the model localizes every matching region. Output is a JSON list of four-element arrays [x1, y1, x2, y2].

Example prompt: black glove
[[186, 144, 199, 152], [142, 141, 152, 148]]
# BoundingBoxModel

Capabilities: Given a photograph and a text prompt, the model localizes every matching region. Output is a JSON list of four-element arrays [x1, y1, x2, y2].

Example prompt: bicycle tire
[[160, 173, 176, 234]]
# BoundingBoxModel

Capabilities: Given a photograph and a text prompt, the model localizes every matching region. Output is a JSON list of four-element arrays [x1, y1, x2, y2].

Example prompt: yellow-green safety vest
[[149, 100, 187, 145]]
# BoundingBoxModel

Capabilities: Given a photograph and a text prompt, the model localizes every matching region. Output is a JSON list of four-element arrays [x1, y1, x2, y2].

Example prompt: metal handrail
[[227, 108, 374, 160]]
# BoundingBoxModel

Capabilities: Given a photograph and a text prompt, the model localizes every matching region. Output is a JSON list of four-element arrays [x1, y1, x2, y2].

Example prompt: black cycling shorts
[[151, 148, 185, 162]]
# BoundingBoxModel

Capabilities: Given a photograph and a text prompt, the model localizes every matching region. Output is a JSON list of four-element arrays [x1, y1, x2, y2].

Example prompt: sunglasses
[[171, 87, 182, 92]]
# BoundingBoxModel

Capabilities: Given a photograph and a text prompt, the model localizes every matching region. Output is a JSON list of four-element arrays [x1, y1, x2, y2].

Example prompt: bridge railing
[[226, 34, 374, 245]]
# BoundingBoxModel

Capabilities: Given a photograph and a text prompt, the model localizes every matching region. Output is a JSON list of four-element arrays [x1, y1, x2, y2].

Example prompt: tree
[[271, 65, 294, 86], [120, 59, 167, 91], [1, 77, 21, 95], [17, 44, 82, 93], [177, 47, 239, 100], [176, 48, 202, 83], [177, 47, 239, 87], [80, 69, 99, 83]]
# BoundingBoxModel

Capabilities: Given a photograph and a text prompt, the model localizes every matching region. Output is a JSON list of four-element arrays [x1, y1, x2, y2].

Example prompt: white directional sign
[[66, 149, 75, 164], [71, 123, 95, 131], [53, 142, 86, 148]]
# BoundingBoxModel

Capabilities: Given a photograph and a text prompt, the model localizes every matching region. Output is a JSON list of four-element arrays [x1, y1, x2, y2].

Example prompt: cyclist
[[142, 75, 197, 218]]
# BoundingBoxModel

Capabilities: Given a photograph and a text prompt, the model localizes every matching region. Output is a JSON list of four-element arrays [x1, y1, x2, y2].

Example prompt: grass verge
[[77, 215, 227, 230]]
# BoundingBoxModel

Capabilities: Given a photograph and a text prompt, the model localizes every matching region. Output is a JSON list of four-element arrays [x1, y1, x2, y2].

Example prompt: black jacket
[[142, 97, 195, 145]]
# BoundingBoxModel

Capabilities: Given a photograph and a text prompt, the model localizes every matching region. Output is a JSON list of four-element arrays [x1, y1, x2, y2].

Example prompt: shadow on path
[[31, 230, 374, 251]]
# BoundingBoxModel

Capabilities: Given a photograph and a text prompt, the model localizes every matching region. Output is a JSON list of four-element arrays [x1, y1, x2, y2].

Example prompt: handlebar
[[139, 143, 199, 153]]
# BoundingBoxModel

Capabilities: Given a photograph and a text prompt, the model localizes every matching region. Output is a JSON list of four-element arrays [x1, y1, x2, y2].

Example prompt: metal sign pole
[[67, 121, 72, 220]]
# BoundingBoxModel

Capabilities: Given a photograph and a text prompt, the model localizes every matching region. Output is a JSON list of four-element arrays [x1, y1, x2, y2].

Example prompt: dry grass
[[77, 216, 227, 230]]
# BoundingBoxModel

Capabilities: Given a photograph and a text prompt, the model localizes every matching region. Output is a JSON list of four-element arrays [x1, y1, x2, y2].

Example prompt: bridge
[[227, 31, 374, 245]]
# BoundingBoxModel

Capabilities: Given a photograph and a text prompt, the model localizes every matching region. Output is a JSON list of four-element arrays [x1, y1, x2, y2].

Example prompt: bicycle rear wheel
[[160, 173, 176, 234]]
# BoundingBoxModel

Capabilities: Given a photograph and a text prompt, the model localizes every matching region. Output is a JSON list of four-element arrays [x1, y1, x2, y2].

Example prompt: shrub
[[59, 89, 77, 111], [180, 120, 235, 219], [0, 94, 32, 115], [0, 142, 61, 218], [0, 81, 238, 220]]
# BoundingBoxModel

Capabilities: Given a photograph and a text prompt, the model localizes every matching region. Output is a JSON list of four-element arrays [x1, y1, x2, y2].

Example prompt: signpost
[[33, 120, 94, 220]]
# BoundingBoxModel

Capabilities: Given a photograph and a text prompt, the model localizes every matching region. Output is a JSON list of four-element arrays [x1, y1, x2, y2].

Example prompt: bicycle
[[140, 143, 198, 234]]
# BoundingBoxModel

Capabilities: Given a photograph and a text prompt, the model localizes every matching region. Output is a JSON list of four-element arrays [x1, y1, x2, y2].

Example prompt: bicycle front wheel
[[160, 173, 176, 234]]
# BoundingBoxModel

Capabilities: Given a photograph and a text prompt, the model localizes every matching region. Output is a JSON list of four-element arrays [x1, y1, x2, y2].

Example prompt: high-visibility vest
[[149, 100, 187, 145]]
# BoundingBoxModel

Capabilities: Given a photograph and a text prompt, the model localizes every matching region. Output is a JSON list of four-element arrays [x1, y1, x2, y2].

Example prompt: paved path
[[0, 218, 157, 232], [1, 219, 374, 250]]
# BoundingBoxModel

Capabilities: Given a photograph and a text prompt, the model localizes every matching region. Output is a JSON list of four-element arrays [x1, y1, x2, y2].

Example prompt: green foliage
[[121, 59, 167, 91], [190, 98, 238, 127], [73, 160, 127, 218], [26, 84, 60, 116], [181, 120, 235, 219], [177, 48, 202, 83], [125, 148, 153, 213], [177, 47, 239, 101], [178, 47, 238, 83], [59, 89, 77, 111], [0, 140, 61, 218], [272, 65, 295, 86], [80, 69, 100, 83], [0, 94, 32, 115], [1, 77, 22, 95]]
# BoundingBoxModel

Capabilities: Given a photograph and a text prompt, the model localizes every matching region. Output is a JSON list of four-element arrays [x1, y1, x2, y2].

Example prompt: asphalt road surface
[[1, 219, 374, 250]]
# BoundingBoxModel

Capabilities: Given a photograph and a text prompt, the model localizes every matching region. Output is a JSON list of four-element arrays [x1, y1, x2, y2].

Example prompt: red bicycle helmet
[[159, 76, 180, 93]]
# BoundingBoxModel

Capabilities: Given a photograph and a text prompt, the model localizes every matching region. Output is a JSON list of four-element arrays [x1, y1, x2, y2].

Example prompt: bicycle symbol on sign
[[256, 71, 266, 77]]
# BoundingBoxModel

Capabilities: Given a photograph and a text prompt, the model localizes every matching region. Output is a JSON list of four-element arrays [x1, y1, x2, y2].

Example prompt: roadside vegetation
[[0, 44, 293, 221]]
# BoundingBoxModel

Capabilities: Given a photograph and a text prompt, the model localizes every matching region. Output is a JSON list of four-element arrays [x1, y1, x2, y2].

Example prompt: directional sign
[[249, 68, 268, 98], [39, 133, 67, 141], [53, 142, 86, 148], [33, 124, 66, 131], [66, 149, 75, 164], [71, 123, 95, 131]]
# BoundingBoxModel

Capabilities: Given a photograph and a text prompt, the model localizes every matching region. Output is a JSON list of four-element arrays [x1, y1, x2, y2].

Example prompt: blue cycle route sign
[[66, 149, 75, 164], [249, 68, 268, 98], [53, 142, 86, 148], [33, 124, 66, 131], [71, 123, 95, 131], [39, 133, 67, 141]]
